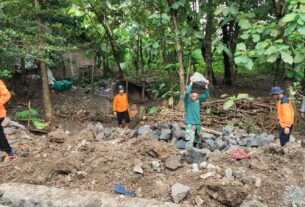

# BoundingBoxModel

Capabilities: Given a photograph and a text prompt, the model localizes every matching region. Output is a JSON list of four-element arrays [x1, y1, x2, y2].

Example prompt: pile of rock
[[136, 124, 275, 151], [89, 123, 275, 151], [90, 123, 136, 141]]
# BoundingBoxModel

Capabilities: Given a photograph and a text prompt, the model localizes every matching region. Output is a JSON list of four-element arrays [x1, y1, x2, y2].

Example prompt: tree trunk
[[168, 0, 185, 107], [222, 24, 232, 85], [91, 8, 124, 79], [139, 36, 145, 72], [204, 0, 216, 86], [34, 0, 52, 121]]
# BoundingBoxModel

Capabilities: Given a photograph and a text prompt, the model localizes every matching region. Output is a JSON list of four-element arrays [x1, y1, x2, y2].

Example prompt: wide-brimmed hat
[[271, 86, 284, 95]]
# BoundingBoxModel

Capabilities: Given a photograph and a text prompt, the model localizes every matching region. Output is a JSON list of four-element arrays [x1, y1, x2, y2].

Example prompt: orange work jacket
[[113, 93, 128, 112], [276, 96, 294, 128], [0, 80, 11, 118]]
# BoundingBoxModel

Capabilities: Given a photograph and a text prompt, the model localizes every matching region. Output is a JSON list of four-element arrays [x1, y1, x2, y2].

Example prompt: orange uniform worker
[[113, 85, 130, 128], [271, 87, 295, 147], [0, 80, 16, 161]]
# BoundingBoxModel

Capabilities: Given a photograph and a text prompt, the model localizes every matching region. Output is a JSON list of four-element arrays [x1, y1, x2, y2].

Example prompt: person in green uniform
[[184, 77, 210, 148]]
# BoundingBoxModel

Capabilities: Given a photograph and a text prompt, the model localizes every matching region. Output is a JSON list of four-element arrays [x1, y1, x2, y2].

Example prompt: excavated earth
[[0, 127, 304, 207]]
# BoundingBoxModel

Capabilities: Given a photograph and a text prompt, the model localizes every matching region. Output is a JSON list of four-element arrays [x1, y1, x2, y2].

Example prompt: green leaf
[[82, 17, 90, 29], [234, 56, 248, 64], [255, 42, 269, 50], [265, 46, 277, 55], [152, 42, 159, 49], [245, 58, 254, 70], [267, 54, 278, 63], [282, 13, 297, 23], [229, 5, 238, 15], [281, 51, 294, 65], [236, 43, 246, 51], [223, 99, 235, 110], [239, 19, 251, 30], [223, 8, 230, 17], [149, 106, 158, 114], [252, 34, 260, 43], [236, 93, 253, 100], [294, 53, 305, 64], [270, 29, 279, 37], [194, 31, 204, 39], [32, 120, 49, 130], [297, 26, 305, 35], [214, 5, 225, 16], [172, 2, 180, 9]]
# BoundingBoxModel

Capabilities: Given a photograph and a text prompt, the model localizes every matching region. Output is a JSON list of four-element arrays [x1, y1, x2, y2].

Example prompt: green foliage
[[15, 109, 49, 129], [234, 0, 305, 79], [223, 93, 253, 110], [148, 106, 159, 115]]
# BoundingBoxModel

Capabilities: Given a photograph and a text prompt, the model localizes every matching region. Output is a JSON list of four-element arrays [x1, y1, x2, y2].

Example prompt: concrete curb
[[0, 183, 179, 207]]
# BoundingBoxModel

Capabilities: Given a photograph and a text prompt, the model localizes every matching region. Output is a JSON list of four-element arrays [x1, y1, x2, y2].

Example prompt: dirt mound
[[0, 127, 304, 206]]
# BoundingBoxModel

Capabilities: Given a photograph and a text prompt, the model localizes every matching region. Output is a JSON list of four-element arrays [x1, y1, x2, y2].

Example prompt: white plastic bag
[[191, 72, 208, 83]]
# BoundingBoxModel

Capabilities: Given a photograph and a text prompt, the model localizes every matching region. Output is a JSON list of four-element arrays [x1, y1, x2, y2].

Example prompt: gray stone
[[91, 123, 104, 138], [200, 148, 211, 155], [240, 200, 267, 207], [133, 165, 144, 174], [1, 117, 11, 127], [283, 186, 305, 207], [255, 177, 262, 188], [160, 129, 172, 141], [172, 123, 180, 131], [148, 132, 160, 140], [222, 126, 233, 136], [205, 139, 215, 149], [138, 125, 153, 136], [128, 130, 137, 138], [200, 161, 208, 169], [234, 128, 247, 139], [165, 155, 181, 170], [195, 196, 204, 206], [238, 138, 248, 146], [158, 124, 170, 130], [185, 148, 206, 164], [207, 163, 216, 169], [192, 163, 199, 173], [176, 139, 187, 149], [173, 130, 184, 139], [259, 134, 275, 146], [76, 171, 87, 179], [4, 127, 17, 135], [103, 128, 112, 139], [247, 137, 259, 147], [215, 139, 226, 150], [151, 161, 161, 172], [171, 183, 190, 204], [96, 132, 105, 141], [200, 171, 217, 179], [202, 132, 215, 139], [225, 168, 233, 179]]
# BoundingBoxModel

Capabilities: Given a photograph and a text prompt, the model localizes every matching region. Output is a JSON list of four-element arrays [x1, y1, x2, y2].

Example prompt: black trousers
[[279, 126, 293, 147], [0, 118, 12, 153], [117, 110, 130, 125]]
